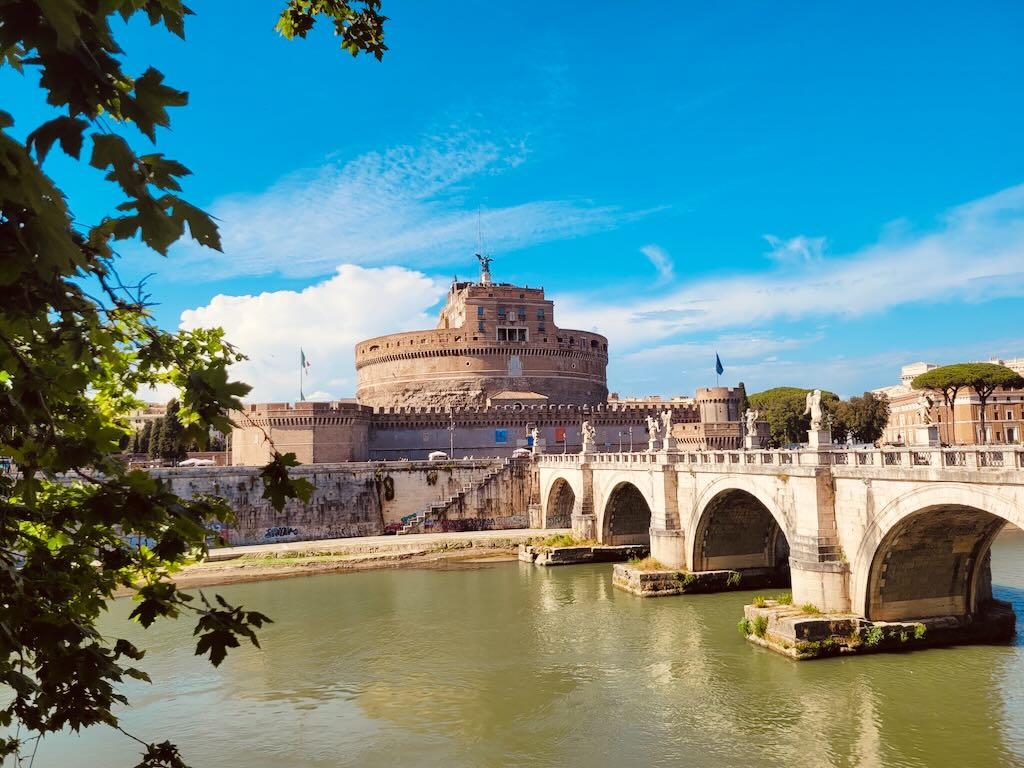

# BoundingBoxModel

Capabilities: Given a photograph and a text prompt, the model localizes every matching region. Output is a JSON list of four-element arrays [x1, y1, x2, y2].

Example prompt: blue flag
[[715, 352, 724, 376]]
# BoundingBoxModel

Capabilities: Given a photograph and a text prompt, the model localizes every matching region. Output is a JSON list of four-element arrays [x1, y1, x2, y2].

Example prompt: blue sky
[[7, 1, 1024, 400]]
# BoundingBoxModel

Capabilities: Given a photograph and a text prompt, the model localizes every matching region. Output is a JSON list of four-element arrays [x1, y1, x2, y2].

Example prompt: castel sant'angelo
[[232, 257, 743, 465]]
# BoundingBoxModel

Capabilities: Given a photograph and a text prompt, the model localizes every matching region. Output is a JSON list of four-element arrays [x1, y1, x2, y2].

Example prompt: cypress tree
[[159, 400, 187, 462], [148, 418, 164, 460]]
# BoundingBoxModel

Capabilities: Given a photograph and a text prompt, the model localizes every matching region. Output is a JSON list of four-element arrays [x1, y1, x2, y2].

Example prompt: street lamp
[[628, 425, 633, 452]]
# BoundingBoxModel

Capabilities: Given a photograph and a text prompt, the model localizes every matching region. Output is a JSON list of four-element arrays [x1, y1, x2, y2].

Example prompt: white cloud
[[763, 234, 826, 263], [640, 244, 674, 283], [622, 332, 821, 366], [556, 184, 1024, 353], [179, 265, 446, 402], [166, 132, 633, 280]]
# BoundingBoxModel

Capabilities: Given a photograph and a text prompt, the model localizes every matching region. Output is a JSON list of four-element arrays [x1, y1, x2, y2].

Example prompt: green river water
[[21, 530, 1024, 768]]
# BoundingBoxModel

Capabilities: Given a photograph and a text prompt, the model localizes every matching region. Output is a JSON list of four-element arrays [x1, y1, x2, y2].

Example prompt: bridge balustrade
[[536, 445, 1024, 471]]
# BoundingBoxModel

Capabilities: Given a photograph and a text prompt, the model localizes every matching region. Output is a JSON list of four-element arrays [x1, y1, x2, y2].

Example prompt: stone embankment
[[148, 458, 530, 545]]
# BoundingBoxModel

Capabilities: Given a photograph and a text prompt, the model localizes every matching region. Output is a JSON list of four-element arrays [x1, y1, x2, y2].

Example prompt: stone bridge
[[536, 445, 1024, 622]]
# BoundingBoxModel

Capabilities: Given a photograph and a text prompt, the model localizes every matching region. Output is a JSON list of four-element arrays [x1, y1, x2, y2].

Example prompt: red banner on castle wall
[[554, 427, 566, 443]]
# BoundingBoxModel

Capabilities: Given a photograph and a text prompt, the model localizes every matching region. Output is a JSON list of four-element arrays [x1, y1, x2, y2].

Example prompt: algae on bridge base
[[518, 542, 647, 566], [613, 564, 787, 597], [739, 599, 1017, 659]]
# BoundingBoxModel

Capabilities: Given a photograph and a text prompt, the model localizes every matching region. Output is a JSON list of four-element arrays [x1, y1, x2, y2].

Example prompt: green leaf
[[170, 198, 222, 250], [36, 0, 83, 51], [26, 116, 89, 161], [260, 452, 314, 511], [129, 68, 188, 141]]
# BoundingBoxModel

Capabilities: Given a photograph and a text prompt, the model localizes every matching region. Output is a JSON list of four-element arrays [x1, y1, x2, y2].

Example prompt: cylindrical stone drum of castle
[[355, 282, 608, 408]]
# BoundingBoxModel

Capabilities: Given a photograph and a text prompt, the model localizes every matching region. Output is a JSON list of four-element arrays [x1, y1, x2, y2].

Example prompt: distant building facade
[[232, 261, 744, 465], [875, 359, 1024, 445], [128, 403, 166, 431]]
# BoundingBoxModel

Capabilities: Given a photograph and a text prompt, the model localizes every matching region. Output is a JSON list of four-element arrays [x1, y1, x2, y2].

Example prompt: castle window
[[498, 327, 527, 342], [497, 306, 507, 319], [517, 306, 526, 320], [478, 320, 485, 332], [538, 322, 546, 332], [591, 339, 598, 349], [536, 308, 545, 320], [477, 306, 484, 318]]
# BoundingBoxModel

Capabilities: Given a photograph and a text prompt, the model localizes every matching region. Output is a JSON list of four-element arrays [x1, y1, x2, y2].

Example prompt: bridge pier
[[572, 513, 597, 540], [650, 529, 686, 569], [789, 560, 851, 613]]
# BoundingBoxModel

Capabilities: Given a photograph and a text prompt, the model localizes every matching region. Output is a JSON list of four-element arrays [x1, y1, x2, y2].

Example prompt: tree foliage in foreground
[[912, 363, 1024, 444], [0, 2, 386, 765]]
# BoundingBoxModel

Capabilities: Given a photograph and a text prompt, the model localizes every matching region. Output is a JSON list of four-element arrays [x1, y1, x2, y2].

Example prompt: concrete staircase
[[397, 460, 510, 534]]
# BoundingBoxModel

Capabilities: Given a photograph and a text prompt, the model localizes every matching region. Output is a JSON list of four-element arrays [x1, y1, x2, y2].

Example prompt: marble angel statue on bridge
[[581, 421, 597, 453], [744, 408, 760, 436], [804, 389, 824, 431]]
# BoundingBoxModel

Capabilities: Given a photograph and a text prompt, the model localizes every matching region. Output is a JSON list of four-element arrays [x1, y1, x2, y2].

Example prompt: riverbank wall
[[150, 459, 531, 545]]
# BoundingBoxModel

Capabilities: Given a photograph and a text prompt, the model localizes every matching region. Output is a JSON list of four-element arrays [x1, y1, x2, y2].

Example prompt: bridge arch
[[687, 477, 791, 576], [544, 478, 576, 529], [539, 471, 582, 530], [601, 481, 653, 546], [851, 484, 1023, 621]]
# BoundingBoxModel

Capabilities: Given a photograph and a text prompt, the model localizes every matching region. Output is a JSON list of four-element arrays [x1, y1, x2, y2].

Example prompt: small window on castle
[[517, 306, 526, 320], [477, 306, 484, 318], [497, 328, 508, 341], [538, 322, 546, 333], [517, 328, 527, 341], [497, 306, 507, 318], [537, 308, 545, 320], [478, 320, 485, 332], [569, 337, 575, 345], [590, 339, 598, 349]]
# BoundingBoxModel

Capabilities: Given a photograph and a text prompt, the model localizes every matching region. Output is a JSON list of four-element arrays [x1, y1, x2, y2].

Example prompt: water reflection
[[17, 531, 1024, 768]]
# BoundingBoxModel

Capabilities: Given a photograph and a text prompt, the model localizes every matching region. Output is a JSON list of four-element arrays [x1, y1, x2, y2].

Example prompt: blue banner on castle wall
[[495, 429, 508, 444]]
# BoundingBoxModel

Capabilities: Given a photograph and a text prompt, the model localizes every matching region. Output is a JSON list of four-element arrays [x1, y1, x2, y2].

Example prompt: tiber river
[[26, 530, 1024, 768]]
